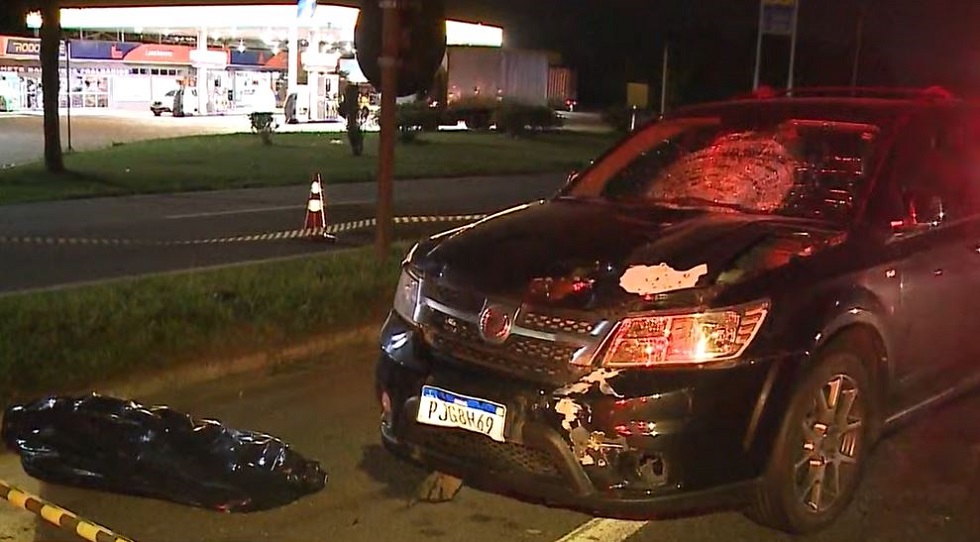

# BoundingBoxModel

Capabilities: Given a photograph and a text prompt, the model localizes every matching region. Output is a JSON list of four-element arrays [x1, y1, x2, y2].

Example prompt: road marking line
[[555, 518, 647, 542], [165, 204, 305, 219], [164, 198, 377, 220]]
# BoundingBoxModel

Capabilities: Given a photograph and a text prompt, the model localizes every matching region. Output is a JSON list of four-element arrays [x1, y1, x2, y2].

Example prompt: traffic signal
[[354, 0, 447, 98]]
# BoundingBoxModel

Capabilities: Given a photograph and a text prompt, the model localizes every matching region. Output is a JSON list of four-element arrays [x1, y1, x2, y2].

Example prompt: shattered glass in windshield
[[587, 119, 880, 224]]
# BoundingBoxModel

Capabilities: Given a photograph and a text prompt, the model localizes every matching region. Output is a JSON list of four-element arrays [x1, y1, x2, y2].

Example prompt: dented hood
[[413, 199, 842, 311]]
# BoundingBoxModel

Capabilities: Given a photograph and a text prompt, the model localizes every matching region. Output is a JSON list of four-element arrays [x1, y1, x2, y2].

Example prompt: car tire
[[746, 338, 874, 533], [153, 110, 161, 117]]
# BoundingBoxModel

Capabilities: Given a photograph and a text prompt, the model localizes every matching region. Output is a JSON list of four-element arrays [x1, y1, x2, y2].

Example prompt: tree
[[40, 0, 63, 173]]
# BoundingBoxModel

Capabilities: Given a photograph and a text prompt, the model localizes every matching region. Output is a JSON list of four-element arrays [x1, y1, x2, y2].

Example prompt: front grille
[[413, 425, 562, 479], [425, 311, 583, 381], [430, 334, 567, 379], [519, 312, 597, 335], [510, 336, 580, 365]]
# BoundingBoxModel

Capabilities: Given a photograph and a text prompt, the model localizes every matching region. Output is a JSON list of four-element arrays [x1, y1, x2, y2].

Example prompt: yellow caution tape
[[0, 214, 487, 247], [0, 478, 136, 542]]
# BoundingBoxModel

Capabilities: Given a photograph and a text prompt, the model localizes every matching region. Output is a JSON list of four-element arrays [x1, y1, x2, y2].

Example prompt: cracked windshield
[[0, 1, 977, 542]]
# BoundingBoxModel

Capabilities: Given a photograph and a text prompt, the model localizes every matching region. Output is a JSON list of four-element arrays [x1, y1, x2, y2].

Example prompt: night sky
[[2, 0, 979, 107]]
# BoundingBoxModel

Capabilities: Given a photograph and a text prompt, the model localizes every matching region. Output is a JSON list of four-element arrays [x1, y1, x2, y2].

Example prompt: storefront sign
[[122, 44, 193, 64], [1, 36, 66, 60], [69, 40, 139, 60]]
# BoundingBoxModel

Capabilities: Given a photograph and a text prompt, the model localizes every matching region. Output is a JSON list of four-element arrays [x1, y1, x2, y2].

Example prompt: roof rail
[[740, 86, 956, 101]]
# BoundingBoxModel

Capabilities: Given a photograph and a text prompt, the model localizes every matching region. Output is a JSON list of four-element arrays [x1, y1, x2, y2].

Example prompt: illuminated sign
[[1, 37, 66, 59], [190, 49, 229, 67], [760, 0, 798, 36], [8, 39, 40, 56], [301, 51, 340, 69]]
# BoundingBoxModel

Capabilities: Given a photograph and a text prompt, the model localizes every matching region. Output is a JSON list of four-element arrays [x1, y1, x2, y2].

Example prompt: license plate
[[416, 386, 507, 442]]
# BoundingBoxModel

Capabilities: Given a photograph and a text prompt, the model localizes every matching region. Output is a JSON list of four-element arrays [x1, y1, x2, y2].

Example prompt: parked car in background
[[151, 88, 198, 117], [376, 86, 980, 533]]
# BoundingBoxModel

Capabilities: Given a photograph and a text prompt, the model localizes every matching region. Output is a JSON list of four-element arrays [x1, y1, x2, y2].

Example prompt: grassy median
[[0, 245, 407, 407], [0, 131, 613, 204]]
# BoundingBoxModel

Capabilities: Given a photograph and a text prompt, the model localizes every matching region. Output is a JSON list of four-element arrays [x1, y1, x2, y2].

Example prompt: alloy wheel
[[793, 373, 865, 514]]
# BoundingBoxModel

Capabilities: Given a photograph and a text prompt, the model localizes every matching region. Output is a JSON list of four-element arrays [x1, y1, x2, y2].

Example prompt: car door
[[886, 110, 980, 397]]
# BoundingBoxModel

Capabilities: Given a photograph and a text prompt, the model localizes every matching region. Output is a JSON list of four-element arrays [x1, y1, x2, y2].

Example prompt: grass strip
[[0, 131, 614, 205], [0, 245, 407, 407]]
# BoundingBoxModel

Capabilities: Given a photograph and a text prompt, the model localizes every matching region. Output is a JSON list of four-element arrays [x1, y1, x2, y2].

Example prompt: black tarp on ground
[[1, 394, 327, 512]]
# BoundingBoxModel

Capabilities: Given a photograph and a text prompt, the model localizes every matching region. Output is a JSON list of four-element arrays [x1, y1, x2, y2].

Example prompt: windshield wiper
[[653, 196, 761, 214]]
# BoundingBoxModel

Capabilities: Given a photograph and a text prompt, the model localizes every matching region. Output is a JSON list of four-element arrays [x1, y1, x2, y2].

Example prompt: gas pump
[[306, 70, 340, 122]]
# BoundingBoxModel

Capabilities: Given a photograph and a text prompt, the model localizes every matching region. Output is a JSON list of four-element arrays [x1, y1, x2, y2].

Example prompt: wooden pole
[[375, 0, 400, 260], [41, 0, 64, 173]]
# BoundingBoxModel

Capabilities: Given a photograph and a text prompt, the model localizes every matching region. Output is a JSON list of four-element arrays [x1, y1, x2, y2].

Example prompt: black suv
[[375, 87, 980, 533]]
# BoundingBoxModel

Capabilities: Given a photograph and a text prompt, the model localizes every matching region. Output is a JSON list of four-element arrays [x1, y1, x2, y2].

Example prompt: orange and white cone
[[304, 174, 335, 241]]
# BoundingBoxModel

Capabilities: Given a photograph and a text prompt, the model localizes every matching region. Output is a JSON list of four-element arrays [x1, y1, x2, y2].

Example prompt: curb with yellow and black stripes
[[1, 478, 136, 542], [0, 213, 486, 248]]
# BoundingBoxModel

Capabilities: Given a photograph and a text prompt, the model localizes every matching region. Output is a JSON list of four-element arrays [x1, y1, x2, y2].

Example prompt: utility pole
[[752, 0, 765, 90], [787, 0, 800, 90], [659, 42, 669, 115], [375, 0, 400, 260], [851, 1, 867, 88]]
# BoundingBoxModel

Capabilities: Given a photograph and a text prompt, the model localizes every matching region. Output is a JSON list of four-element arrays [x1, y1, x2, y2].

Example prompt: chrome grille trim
[[422, 296, 597, 348], [423, 298, 478, 324]]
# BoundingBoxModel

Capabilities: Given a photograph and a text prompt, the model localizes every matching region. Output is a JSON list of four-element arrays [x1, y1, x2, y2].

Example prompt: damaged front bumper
[[375, 312, 790, 519]]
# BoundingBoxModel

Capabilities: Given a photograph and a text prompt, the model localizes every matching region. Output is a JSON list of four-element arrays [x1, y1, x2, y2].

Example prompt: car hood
[[412, 199, 845, 314]]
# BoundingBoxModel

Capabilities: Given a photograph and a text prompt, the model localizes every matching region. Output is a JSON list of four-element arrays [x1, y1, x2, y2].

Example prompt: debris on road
[[2, 394, 327, 513], [414, 471, 463, 503]]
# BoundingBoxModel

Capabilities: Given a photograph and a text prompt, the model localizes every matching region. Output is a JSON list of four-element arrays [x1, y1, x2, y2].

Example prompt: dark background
[[2, 0, 979, 108]]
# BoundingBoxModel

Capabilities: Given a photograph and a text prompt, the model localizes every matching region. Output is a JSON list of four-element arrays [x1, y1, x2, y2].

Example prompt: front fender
[[742, 283, 894, 461], [765, 283, 894, 376]]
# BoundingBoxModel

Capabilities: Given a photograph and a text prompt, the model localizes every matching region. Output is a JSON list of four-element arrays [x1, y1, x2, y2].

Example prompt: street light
[[26, 11, 42, 38]]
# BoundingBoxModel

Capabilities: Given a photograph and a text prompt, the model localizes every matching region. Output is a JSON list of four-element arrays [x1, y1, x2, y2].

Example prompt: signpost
[[752, 0, 800, 90]]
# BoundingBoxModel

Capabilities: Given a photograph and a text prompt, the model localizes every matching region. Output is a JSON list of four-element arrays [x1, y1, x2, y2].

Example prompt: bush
[[248, 112, 277, 145], [445, 96, 499, 131], [396, 101, 442, 144], [495, 101, 563, 137]]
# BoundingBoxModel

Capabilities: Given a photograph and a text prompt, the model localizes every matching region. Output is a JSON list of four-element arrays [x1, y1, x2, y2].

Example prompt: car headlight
[[393, 267, 423, 324], [601, 300, 769, 367]]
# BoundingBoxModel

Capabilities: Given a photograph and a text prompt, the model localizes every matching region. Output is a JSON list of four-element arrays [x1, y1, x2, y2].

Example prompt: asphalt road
[[0, 333, 977, 542], [0, 173, 568, 294]]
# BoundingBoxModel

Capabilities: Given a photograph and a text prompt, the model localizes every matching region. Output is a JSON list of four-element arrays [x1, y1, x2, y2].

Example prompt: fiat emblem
[[478, 303, 513, 344]]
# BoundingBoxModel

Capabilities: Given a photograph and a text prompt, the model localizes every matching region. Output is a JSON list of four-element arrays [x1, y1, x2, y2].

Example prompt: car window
[[893, 110, 980, 224], [567, 116, 881, 225]]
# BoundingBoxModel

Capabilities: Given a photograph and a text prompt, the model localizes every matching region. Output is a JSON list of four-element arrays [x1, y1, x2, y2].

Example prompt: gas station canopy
[[26, 4, 504, 49]]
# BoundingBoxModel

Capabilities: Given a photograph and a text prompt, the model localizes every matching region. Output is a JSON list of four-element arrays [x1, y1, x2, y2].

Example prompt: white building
[[1, 3, 503, 115]]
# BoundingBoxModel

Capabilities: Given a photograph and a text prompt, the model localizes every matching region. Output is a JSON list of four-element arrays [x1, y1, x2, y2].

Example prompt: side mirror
[[891, 194, 947, 235]]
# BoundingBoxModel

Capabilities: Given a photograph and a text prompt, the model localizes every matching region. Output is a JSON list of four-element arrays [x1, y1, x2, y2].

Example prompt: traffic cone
[[304, 174, 336, 241]]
